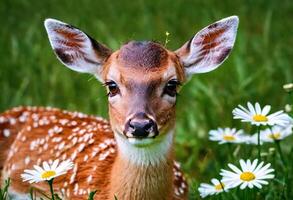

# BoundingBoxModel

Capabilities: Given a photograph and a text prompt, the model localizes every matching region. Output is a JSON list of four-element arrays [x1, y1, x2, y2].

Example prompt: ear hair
[[176, 16, 239, 76], [44, 18, 112, 81]]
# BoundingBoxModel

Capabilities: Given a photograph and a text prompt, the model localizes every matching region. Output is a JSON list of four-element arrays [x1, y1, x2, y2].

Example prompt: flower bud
[[285, 104, 292, 113], [283, 83, 293, 93]]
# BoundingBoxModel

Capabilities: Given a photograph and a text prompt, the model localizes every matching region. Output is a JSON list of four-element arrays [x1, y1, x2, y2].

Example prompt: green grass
[[0, 0, 293, 199], [0, 178, 10, 200]]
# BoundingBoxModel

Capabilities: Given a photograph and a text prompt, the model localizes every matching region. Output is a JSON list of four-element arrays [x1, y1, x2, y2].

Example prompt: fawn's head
[[45, 17, 238, 148]]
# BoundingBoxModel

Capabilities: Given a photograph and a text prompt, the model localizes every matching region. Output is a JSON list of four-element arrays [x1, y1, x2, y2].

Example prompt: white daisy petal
[[233, 102, 289, 126], [221, 159, 274, 190], [239, 105, 250, 113], [220, 169, 238, 177], [257, 168, 275, 176], [255, 163, 271, 174], [250, 159, 258, 172], [247, 102, 256, 115], [248, 182, 254, 189], [233, 109, 251, 119], [51, 159, 59, 171], [21, 159, 74, 183], [252, 181, 263, 189], [239, 159, 247, 171], [261, 105, 271, 115], [42, 161, 50, 171], [198, 178, 228, 198], [255, 179, 269, 185], [33, 165, 44, 173], [253, 161, 264, 173], [240, 181, 248, 189], [257, 174, 275, 179], [208, 127, 247, 144], [228, 163, 242, 174], [211, 178, 219, 185], [267, 110, 284, 118], [255, 103, 261, 114]]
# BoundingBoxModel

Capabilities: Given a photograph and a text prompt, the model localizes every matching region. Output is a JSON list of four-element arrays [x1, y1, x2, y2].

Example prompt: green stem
[[227, 143, 233, 161], [274, 140, 287, 169], [288, 92, 293, 117], [48, 179, 55, 200], [257, 126, 261, 160], [275, 140, 289, 199]]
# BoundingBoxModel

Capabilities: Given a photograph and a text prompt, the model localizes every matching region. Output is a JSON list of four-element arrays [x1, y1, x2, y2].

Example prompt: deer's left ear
[[175, 16, 239, 76], [44, 18, 112, 81]]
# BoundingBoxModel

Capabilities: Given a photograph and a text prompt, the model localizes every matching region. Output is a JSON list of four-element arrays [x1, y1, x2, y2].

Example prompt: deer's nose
[[124, 113, 158, 138]]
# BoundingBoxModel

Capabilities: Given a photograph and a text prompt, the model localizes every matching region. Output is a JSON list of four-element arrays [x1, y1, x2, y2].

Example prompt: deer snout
[[124, 113, 158, 138]]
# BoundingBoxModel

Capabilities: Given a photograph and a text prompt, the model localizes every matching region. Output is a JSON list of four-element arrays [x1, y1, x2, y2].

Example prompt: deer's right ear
[[44, 19, 112, 81]]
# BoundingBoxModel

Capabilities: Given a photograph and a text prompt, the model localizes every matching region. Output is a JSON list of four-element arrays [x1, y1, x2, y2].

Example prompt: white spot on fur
[[87, 175, 93, 183], [0, 116, 6, 123], [26, 126, 32, 131], [83, 155, 89, 162], [9, 118, 16, 125], [64, 181, 68, 187], [77, 143, 86, 152], [24, 156, 30, 165], [21, 136, 26, 142], [3, 129, 10, 137]]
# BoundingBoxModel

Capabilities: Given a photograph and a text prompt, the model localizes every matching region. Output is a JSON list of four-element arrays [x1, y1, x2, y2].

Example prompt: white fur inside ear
[[44, 18, 105, 79], [183, 16, 239, 75], [114, 131, 174, 166]]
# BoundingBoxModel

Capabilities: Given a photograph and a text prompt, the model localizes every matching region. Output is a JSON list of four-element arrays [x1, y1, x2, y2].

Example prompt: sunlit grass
[[0, 0, 293, 199]]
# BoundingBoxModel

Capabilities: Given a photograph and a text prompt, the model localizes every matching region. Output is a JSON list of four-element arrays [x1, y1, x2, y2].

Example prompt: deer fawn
[[0, 16, 238, 199]]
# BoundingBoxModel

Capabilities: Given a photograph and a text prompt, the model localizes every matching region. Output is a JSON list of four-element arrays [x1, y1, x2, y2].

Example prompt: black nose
[[129, 119, 154, 137], [125, 113, 158, 138]]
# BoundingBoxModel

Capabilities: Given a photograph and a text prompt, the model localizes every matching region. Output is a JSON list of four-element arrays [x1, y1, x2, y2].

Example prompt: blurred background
[[1, 0, 292, 198]]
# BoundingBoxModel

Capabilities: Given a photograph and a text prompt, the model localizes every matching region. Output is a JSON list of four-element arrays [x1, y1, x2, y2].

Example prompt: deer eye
[[105, 81, 119, 97], [164, 80, 180, 97]]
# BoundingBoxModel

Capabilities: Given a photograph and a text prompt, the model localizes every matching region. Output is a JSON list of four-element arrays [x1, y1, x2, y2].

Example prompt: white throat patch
[[114, 131, 174, 166]]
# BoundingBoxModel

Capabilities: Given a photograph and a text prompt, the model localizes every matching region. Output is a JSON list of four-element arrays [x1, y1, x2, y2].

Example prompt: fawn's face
[[102, 42, 185, 144], [45, 16, 238, 146]]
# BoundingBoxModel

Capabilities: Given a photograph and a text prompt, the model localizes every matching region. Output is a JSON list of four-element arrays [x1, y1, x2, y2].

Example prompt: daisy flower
[[248, 123, 293, 144], [220, 159, 274, 190], [198, 178, 229, 198], [232, 102, 290, 126], [209, 128, 246, 144], [21, 159, 73, 183], [260, 125, 293, 143]]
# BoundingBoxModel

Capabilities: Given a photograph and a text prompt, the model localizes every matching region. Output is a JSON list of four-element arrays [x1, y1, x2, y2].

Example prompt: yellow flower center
[[240, 172, 255, 181], [253, 115, 268, 122], [223, 135, 235, 141], [268, 132, 281, 140], [41, 170, 56, 179], [214, 183, 225, 191]]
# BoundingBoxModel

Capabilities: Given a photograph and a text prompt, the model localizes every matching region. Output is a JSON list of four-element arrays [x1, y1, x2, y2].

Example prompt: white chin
[[127, 137, 155, 147]]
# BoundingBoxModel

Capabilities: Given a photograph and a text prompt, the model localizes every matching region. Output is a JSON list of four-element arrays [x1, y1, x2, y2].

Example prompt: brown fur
[[110, 152, 174, 200], [0, 107, 188, 199], [119, 41, 168, 70], [101, 42, 185, 142]]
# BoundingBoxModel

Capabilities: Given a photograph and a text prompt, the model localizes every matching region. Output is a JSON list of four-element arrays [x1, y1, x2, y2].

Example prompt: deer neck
[[109, 131, 175, 200]]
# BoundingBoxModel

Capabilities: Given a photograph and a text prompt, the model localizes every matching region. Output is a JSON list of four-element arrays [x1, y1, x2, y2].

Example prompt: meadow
[[0, 0, 293, 199]]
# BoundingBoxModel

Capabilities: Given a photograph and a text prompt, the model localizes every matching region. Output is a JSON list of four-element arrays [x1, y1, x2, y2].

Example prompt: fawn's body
[[0, 106, 186, 199], [0, 16, 238, 199]]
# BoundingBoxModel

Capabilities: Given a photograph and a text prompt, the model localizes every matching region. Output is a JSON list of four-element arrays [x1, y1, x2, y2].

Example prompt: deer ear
[[44, 18, 112, 81], [175, 16, 239, 76]]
